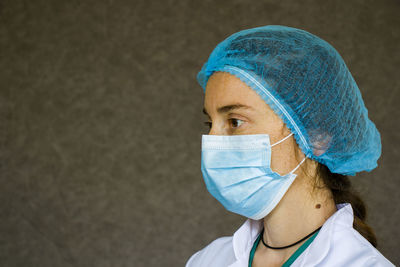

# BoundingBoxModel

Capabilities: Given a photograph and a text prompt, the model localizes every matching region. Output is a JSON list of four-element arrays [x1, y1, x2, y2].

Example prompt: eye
[[229, 118, 244, 128]]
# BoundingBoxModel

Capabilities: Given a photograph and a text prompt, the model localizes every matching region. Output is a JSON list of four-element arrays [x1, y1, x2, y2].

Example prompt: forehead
[[204, 72, 268, 112]]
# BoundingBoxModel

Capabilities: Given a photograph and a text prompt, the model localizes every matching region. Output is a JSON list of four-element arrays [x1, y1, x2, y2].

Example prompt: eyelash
[[203, 119, 244, 129]]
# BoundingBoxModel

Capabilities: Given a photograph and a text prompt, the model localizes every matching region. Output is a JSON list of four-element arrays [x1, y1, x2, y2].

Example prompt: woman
[[186, 26, 394, 266]]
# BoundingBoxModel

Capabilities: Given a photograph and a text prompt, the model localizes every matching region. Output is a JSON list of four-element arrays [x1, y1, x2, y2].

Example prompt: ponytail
[[316, 163, 378, 247]]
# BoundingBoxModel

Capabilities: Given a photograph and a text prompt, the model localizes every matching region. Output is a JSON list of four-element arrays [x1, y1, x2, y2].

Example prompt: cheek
[[255, 125, 284, 142], [270, 141, 298, 175], [253, 113, 285, 137]]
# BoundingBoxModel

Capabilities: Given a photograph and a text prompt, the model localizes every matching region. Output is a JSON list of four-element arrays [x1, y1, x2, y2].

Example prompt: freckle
[[315, 204, 321, 209]]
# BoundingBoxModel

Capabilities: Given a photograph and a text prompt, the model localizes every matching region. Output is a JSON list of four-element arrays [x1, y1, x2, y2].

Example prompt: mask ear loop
[[290, 156, 307, 175], [270, 132, 294, 147], [269, 132, 307, 175]]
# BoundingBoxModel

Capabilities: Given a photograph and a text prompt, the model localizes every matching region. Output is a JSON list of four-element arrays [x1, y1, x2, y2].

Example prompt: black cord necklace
[[260, 226, 322, 250]]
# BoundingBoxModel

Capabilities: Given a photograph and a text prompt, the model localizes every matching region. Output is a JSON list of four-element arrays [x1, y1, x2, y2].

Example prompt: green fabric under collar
[[248, 228, 320, 267]]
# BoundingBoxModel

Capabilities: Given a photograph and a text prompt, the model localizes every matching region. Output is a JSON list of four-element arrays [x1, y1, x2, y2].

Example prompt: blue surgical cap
[[197, 25, 381, 176]]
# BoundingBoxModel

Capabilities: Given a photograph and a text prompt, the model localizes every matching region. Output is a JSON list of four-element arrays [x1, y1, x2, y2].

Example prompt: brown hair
[[315, 162, 378, 247]]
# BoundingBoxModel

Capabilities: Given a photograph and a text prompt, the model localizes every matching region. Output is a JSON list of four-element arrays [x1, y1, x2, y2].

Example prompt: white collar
[[229, 203, 354, 266]]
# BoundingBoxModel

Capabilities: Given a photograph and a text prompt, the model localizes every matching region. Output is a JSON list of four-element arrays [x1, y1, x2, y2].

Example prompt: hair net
[[197, 25, 381, 176]]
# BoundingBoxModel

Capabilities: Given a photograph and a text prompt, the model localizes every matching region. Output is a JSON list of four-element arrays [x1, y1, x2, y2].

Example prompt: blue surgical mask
[[201, 133, 306, 220]]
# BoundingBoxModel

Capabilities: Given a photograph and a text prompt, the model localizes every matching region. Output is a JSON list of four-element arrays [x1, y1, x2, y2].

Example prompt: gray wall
[[1, 0, 399, 266]]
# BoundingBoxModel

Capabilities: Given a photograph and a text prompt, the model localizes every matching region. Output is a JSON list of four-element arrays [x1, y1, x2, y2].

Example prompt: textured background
[[1, 0, 399, 266]]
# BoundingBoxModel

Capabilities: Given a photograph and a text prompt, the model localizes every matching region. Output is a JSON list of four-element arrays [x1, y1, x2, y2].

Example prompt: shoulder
[[334, 227, 394, 266], [316, 223, 394, 266], [299, 204, 395, 266], [186, 236, 235, 267]]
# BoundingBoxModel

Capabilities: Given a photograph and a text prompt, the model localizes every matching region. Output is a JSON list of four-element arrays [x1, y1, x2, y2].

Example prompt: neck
[[260, 173, 337, 260]]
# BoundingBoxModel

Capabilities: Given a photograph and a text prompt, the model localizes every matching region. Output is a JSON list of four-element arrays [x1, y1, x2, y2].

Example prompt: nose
[[208, 127, 217, 135], [208, 123, 225, 136]]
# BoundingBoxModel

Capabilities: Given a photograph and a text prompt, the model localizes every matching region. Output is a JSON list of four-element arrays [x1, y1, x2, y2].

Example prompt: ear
[[311, 133, 332, 157]]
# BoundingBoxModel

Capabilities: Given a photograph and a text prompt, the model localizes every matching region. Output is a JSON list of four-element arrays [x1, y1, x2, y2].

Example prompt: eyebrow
[[202, 104, 253, 117]]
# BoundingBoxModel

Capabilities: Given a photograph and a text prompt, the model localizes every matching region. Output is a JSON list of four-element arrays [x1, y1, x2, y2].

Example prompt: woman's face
[[203, 71, 306, 176]]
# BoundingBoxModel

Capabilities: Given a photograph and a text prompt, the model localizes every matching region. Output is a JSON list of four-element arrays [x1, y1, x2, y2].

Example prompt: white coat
[[186, 203, 395, 267]]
